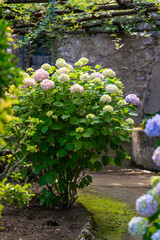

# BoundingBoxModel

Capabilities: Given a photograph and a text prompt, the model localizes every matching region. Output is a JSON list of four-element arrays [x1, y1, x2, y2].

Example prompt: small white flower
[[105, 84, 119, 94], [100, 94, 112, 103], [56, 67, 69, 75], [80, 73, 90, 81]]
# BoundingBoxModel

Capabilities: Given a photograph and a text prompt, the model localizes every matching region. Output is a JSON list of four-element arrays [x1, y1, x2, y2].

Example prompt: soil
[[0, 196, 89, 240]]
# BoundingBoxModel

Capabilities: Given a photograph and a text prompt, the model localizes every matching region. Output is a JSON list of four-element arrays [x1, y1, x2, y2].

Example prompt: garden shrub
[[9, 57, 139, 208]]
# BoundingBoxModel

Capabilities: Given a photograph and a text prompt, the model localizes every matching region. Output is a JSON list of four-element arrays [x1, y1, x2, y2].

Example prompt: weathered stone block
[[132, 128, 160, 171]]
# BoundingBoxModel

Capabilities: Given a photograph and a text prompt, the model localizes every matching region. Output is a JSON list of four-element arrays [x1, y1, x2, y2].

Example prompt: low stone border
[[77, 215, 95, 240]]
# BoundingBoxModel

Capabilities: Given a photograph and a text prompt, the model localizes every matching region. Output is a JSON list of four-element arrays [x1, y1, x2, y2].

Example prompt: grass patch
[[77, 190, 135, 240]]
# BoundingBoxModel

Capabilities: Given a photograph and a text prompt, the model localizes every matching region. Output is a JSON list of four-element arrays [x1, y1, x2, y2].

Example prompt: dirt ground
[[0, 198, 88, 240]]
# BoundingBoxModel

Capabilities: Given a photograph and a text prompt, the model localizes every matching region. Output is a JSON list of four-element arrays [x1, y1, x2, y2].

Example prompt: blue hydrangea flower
[[151, 230, 160, 240], [136, 194, 158, 217], [128, 217, 147, 237], [145, 114, 160, 137], [125, 94, 140, 105]]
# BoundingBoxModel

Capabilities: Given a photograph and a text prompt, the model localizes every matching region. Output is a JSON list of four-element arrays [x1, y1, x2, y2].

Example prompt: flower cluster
[[103, 105, 113, 113], [128, 217, 148, 237], [41, 63, 51, 72], [90, 72, 104, 80], [118, 100, 127, 105], [67, 64, 74, 72], [20, 71, 29, 79], [58, 74, 70, 83], [56, 67, 69, 76], [80, 73, 90, 82], [86, 114, 96, 119], [102, 69, 116, 78], [136, 194, 158, 217], [145, 114, 160, 137], [126, 118, 134, 125], [40, 79, 55, 90], [100, 94, 112, 103], [23, 78, 36, 87], [70, 84, 84, 94], [55, 59, 67, 68], [34, 69, 49, 82], [105, 84, 119, 94], [75, 57, 89, 67], [94, 78, 102, 85], [125, 94, 140, 106], [152, 147, 160, 167], [151, 230, 160, 240]]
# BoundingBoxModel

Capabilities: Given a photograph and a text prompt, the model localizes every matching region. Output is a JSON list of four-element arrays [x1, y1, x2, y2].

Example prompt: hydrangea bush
[[10, 58, 139, 207], [129, 114, 160, 239]]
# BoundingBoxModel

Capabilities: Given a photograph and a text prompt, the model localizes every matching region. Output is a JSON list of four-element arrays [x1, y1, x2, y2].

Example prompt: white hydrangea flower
[[20, 71, 29, 79], [105, 84, 119, 94], [79, 57, 89, 65], [56, 67, 69, 76], [58, 74, 70, 83], [56, 58, 66, 62], [102, 69, 116, 78], [93, 78, 102, 85], [41, 63, 51, 71], [66, 64, 74, 72], [75, 61, 83, 67], [56, 60, 67, 69], [118, 100, 127, 105], [80, 73, 90, 81], [90, 72, 104, 80], [126, 118, 134, 125], [100, 94, 112, 103], [103, 105, 113, 112]]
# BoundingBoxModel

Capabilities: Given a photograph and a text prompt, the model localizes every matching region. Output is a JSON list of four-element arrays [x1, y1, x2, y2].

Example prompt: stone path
[[86, 159, 157, 240]]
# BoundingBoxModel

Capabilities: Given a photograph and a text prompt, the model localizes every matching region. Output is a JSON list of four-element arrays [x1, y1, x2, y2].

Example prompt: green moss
[[77, 190, 135, 240]]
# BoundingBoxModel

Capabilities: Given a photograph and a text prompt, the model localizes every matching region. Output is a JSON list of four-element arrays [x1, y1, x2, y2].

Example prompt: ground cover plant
[[128, 114, 160, 240], [1, 57, 141, 209], [78, 189, 135, 240]]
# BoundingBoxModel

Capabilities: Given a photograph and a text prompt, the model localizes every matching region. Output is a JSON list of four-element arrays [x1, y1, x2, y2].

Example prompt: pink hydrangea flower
[[70, 84, 84, 93], [40, 79, 55, 90], [34, 69, 49, 82], [23, 78, 36, 87]]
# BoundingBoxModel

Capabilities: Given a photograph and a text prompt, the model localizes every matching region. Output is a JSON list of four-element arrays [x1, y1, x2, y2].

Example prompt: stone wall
[[57, 32, 160, 124]]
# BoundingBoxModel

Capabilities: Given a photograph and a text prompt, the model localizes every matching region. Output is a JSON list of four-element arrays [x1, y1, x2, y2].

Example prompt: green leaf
[[61, 115, 70, 119], [74, 140, 83, 150], [40, 141, 50, 152], [47, 134, 55, 144], [67, 104, 76, 114], [41, 126, 48, 134], [57, 136, 69, 146], [101, 126, 109, 136], [39, 169, 57, 186], [34, 164, 45, 174], [128, 112, 138, 116], [101, 156, 110, 166], [51, 122, 63, 130], [33, 131, 42, 142], [69, 117, 79, 125], [57, 148, 67, 158], [84, 141, 94, 149], [65, 142, 74, 150], [82, 128, 94, 138], [53, 102, 64, 107], [94, 161, 102, 171], [111, 136, 122, 145]]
